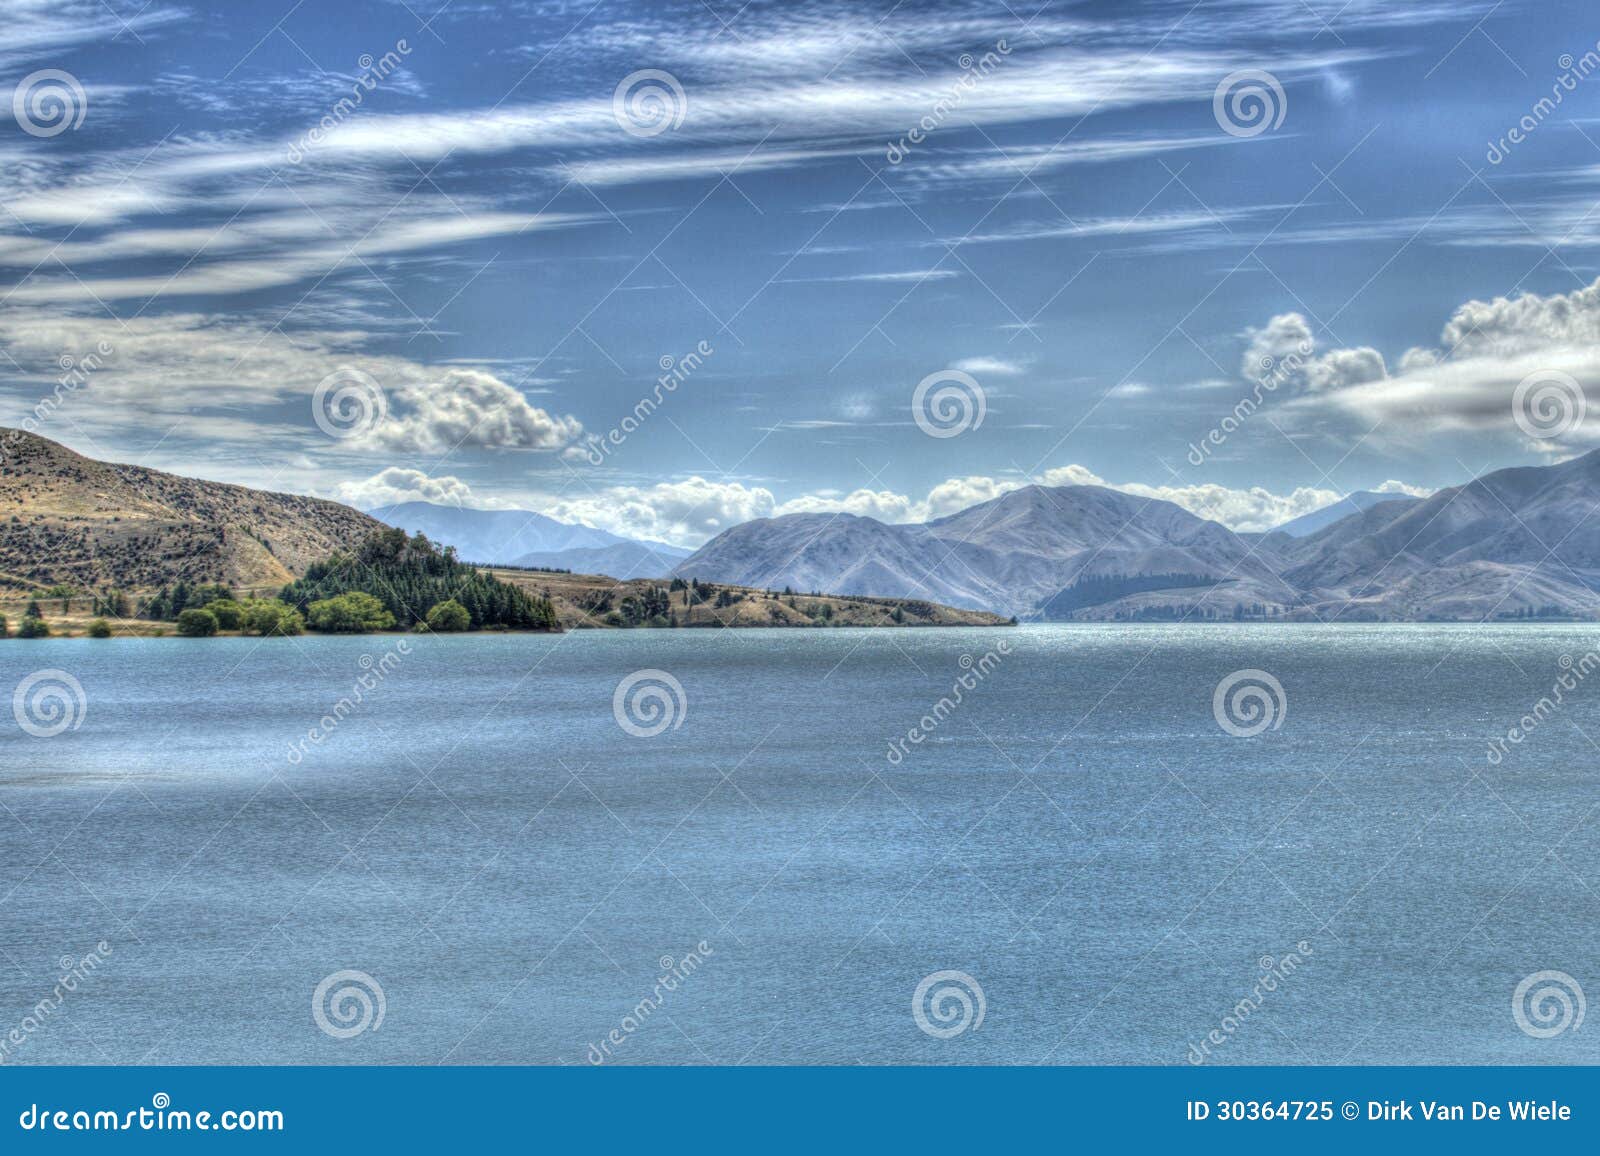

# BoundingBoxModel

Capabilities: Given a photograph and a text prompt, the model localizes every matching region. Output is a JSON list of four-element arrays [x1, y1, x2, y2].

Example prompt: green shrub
[[176, 608, 219, 637], [205, 598, 245, 630], [0, 613, 7, 638], [17, 615, 49, 639], [423, 599, 471, 632], [241, 599, 303, 637], [87, 618, 113, 638], [305, 591, 395, 634]]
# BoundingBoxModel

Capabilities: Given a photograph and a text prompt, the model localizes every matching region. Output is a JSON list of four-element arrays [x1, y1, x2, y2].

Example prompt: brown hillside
[[0, 429, 383, 592]]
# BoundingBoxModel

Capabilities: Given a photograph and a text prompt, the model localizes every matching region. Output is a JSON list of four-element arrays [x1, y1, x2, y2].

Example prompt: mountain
[[1282, 450, 1600, 619], [509, 540, 690, 579], [673, 512, 998, 610], [368, 500, 621, 562], [1271, 490, 1423, 538], [676, 485, 1298, 619], [0, 429, 383, 592], [677, 454, 1600, 621]]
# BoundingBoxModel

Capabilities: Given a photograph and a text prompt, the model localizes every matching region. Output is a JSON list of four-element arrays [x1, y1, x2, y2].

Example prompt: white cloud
[[0, 310, 583, 457], [361, 369, 583, 455], [543, 477, 777, 545], [335, 467, 478, 510], [951, 356, 1025, 376], [1284, 277, 1600, 451]]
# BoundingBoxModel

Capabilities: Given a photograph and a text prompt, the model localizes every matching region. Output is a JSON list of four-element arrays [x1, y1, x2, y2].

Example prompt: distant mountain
[[676, 485, 1296, 619], [1271, 490, 1423, 538], [674, 512, 998, 610], [510, 540, 690, 579], [368, 500, 680, 569], [677, 454, 1600, 621], [0, 429, 381, 591], [1281, 450, 1600, 619]]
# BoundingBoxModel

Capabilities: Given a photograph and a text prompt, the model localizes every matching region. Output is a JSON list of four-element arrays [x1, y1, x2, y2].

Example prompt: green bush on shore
[[87, 618, 113, 638], [241, 599, 304, 636], [17, 615, 49, 639], [423, 598, 471, 632], [204, 598, 245, 630], [305, 591, 395, 634], [176, 608, 219, 637]]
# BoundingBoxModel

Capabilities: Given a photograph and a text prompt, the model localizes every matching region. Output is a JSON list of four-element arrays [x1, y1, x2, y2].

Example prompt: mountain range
[[366, 500, 689, 576], [9, 426, 1600, 622], [675, 452, 1600, 622]]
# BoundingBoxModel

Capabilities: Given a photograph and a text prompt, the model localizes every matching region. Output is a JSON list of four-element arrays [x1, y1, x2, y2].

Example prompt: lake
[[2, 624, 1597, 1064]]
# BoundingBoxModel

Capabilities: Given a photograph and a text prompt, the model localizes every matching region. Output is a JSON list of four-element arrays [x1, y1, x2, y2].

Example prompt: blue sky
[[4, 0, 1600, 545]]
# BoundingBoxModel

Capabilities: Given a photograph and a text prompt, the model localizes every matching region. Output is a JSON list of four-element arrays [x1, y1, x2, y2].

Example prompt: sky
[[3, 0, 1600, 546]]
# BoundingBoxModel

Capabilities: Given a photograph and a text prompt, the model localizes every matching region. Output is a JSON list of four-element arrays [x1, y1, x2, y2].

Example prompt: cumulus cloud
[[0, 310, 583, 457], [361, 369, 583, 455], [334, 467, 479, 511], [1286, 277, 1600, 450], [543, 477, 777, 545]]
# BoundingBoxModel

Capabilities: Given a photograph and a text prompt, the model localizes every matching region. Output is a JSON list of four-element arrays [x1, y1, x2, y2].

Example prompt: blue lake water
[[2, 624, 1598, 1065]]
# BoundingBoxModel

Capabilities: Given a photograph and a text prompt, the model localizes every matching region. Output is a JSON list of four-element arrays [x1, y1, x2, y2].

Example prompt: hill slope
[[0, 429, 383, 591]]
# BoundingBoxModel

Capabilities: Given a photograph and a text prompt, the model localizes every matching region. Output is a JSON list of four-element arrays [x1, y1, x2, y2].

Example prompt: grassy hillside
[[0, 429, 382, 593]]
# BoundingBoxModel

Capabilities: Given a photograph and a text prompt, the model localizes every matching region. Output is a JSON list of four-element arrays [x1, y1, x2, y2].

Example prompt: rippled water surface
[[2, 624, 1597, 1064]]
